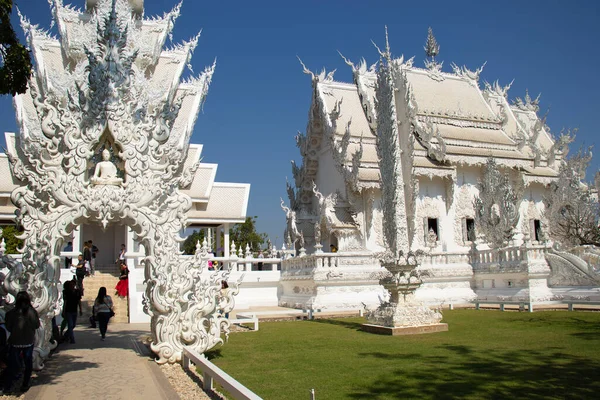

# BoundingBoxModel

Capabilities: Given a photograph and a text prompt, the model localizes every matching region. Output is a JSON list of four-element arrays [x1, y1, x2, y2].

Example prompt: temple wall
[[516, 183, 548, 242], [452, 166, 481, 249], [416, 177, 451, 250]]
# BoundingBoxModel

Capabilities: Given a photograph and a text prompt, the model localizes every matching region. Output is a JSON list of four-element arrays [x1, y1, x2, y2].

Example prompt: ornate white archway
[[0, 0, 237, 365]]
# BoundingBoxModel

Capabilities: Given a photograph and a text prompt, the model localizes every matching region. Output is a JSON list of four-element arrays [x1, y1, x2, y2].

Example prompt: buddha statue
[[91, 149, 123, 186]]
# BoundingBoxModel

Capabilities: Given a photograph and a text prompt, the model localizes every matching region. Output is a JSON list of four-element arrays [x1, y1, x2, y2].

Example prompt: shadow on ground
[[33, 325, 153, 388], [350, 345, 600, 399], [311, 318, 364, 331]]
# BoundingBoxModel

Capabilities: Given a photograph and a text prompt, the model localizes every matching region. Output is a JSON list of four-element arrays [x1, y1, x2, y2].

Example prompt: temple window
[[464, 218, 476, 242], [529, 219, 543, 242], [533, 219, 542, 242], [425, 218, 439, 246]]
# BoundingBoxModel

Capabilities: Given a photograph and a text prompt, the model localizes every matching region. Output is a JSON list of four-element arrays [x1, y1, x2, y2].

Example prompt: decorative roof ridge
[[407, 66, 481, 82], [145, 1, 182, 24], [18, 7, 58, 45], [443, 138, 518, 152], [317, 80, 356, 90], [164, 31, 200, 54], [416, 111, 502, 124]]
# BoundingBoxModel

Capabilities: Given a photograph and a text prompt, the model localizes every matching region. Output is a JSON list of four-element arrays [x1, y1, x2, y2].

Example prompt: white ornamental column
[[223, 223, 230, 269], [72, 226, 82, 255], [216, 225, 222, 256]]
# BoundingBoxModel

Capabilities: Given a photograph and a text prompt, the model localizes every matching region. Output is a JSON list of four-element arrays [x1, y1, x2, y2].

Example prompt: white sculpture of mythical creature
[[91, 149, 123, 185], [280, 198, 300, 245], [312, 182, 354, 230]]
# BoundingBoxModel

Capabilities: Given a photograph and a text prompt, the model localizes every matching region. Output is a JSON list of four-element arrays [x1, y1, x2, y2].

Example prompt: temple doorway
[[80, 223, 127, 268]]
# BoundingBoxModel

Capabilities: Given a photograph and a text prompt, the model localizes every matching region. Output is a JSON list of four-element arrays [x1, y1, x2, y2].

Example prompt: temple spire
[[424, 27, 440, 61]]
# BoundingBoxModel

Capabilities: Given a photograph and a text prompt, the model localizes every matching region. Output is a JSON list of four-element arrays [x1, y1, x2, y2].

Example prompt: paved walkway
[[23, 323, 180, 400]]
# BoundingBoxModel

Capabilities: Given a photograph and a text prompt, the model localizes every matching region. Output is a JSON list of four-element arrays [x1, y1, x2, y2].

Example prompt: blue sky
[[3, 0, 600, 248]]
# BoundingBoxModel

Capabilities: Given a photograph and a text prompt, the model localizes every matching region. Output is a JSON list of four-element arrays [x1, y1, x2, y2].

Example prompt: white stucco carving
[[3, 0, 233, 366]]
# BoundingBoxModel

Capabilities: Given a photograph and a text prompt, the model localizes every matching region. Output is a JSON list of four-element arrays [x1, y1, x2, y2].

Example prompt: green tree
[[181, 229, 205, 255], [1, 224, 23, 254], [544, 148, 600, 248], [0, 0, 33, 95], [230, 216, 267, 253]]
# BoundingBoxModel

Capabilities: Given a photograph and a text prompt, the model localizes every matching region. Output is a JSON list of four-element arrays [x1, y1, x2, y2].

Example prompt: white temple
[[280, 29, 600, 310]]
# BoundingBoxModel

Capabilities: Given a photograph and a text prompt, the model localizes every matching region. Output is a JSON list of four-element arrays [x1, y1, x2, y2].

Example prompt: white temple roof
[[187, 183, 250, 223], [406, 70, 497, 120], [308, 56, 560, 182]]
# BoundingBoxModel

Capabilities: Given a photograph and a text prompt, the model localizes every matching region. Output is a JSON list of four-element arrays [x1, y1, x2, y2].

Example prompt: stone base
[[361, 323, 449, 336]]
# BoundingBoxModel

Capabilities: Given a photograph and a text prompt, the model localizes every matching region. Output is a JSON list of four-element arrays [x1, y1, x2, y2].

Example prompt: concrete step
[[78, 271, 129, 323]]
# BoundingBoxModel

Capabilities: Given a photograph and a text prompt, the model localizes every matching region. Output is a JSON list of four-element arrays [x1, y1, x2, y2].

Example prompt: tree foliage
[[230, 216, 267, 253], [544, 148, 600, 248], [0, 0, 33, 95], [181, 217, 268, 255], [1, 224, 23, 254], [181, 229, 206, 255], [474, 158, 523, 249]]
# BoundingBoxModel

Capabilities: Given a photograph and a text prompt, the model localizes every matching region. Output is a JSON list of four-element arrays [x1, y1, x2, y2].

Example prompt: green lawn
[[207, 310, 600, 399]]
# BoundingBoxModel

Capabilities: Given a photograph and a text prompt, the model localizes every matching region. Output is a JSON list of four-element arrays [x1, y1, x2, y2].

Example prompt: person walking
[[75, 254, 86, 295], [1, 291, 40, 394], [117, 244, 126, 265], [115, 261, 129, 298], [83, 241, 92, 276], [94, 287, 113, 340], [62, 281, 82, 344]]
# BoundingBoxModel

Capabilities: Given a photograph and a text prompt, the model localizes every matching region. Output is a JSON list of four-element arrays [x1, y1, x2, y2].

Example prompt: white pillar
[[216, 225, 222, 256], [223, 223, 230, 269], [72, 226, 82, 254]]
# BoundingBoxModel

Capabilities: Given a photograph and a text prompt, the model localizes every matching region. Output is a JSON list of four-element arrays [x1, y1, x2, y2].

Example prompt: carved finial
[[424, 27, 440, 59], [87, 0, 144, 17], [230, 240, 236, 258], [372, 26, 392, 62]]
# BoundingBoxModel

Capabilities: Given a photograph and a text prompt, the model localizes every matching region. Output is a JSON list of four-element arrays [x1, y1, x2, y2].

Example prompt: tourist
[[75, 254, 86, 294], [63, 241, 73, 269], [116, 243, 126, 265], [63, 281, 82, 344], [82, 241, 92, 276], [115, 261, 129, 297], [207, 260, 215, 271], [0, 310, 8, 369], [94, 287, 114, 340], [2, 291, 40, 394], [330, 244, 338, 253], [89, 240, 99, 276], [60, 278, 79, 339]]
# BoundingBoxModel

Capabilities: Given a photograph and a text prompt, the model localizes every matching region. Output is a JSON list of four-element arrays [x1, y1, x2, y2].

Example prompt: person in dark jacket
[[63, 281, 82, 344], [2, 291, 40, 394]]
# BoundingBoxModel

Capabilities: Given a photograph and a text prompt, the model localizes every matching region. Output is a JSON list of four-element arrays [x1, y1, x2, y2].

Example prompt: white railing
[[182, 347, 262, 400], [421, 251, 470, 266], [281, 251, 376, 272], [470, 243, 550, 270]]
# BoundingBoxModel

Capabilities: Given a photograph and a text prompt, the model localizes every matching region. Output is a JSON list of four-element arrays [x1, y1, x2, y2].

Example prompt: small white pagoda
[[280, 28, 600, 310]]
